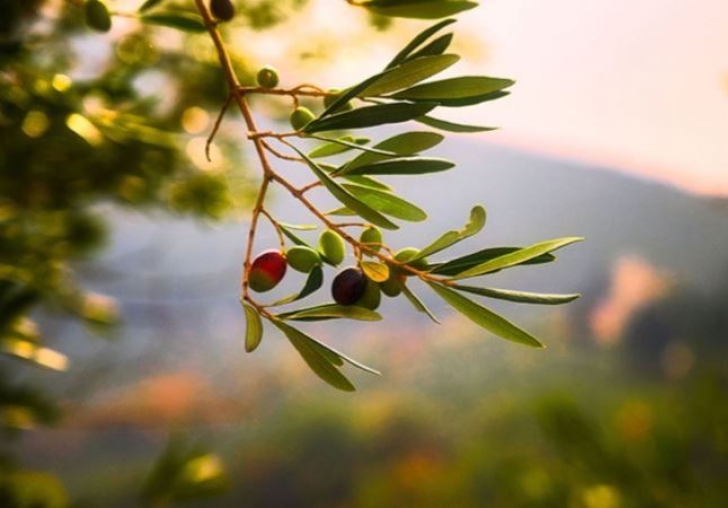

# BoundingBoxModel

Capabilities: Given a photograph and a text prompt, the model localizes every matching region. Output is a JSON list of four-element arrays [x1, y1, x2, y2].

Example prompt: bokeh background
[[2, 0, 727, 506]]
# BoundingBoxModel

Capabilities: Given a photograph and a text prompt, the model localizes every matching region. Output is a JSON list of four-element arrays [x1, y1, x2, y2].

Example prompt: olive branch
[[81, 0, 583, 391]]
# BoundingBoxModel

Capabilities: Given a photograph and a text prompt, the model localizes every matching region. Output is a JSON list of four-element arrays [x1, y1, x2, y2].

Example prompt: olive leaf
[[341, 131, 444, 172], [362, 0, 478, 20], [411, 205, 486, 261], [386, 18, 457, 68], [140, 13, 206, 32], [416, 115, 497, 133], [401, 284, 440, 323], [452, 237, 584, 279], [453, 285, 581, 305], [341, 184, 427, 221], [241, 301, 263, 353], [360, 261, 390, 282], [360, 54, 460, 97], [270, 265, 324, 306], [304, 103, 437, 133], [431, 247, 556, 276], [427, 282, 544, 348], [338, 157, 455, 177], [289, 145, 400, 230], [272, 320, 355, 391], [277, 303, 382, 322], [391, 77, 515, 102]]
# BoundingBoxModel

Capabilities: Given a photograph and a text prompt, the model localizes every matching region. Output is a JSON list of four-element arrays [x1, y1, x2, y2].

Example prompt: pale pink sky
[[240, 0, 728, 196], [459, 0, 728, 196]]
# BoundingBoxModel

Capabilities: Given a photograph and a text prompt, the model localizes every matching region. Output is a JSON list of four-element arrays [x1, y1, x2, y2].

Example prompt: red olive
[[248, 249, 286, 292], [332, 267, 367, 306]]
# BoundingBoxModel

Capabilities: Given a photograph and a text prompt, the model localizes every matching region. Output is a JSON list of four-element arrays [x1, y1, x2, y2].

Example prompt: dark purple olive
[[332, 267, 367, 306], [210, 0, 235, 22]]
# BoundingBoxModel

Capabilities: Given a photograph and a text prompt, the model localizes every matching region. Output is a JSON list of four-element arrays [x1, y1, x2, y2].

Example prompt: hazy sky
[[459, 0, 728, 196], [213, 0, 728, 196]]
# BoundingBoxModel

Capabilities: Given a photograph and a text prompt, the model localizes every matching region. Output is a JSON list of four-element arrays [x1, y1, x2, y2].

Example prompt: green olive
[[318, 229, 346, 265], [286, 245, 321, 273], [359, 226, 383, 253], [289, 106, 316, 131], [356, 277, 382, 310], [394, 247, 429, 271], [256, 65, 279, 88]]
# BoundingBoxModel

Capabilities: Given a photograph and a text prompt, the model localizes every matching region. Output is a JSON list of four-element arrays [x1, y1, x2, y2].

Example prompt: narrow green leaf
[[392, 76, 514, 101], [401, 284, 440, 323], [428, 283, 544, 348], [361, 54, 460, 97], [273, 319, 381, 376], [343, 175, 392, 190], [340, 157, 454, 177], [363, 0, 478, 20], [360, 261, 390, 283], [342, 184, 427, 221], [407, 33, 453, 60], [272, 320, 355, 391], [310, 135, 399, 158], [279, 224, 312, 247], [140, 13, 206, 32], [278, 303, 382, 322], [278, 222, 317, 231], [270, 265, 324, 306], [454, 285, 581, 305], [453, 237, 584, 280], [241, 301, 263, 353], [431, 247, 556, 276], [414, 205, 486, 260], [342, 131, 444, 171], [415, 115, 497, 133], [308, 136, 370, 158], [428, 90, 510, 108], [289, 145, 400, 230], [386, 18, 457, 68], [304, 102, 437, 134], [138, 0, 165, 12]]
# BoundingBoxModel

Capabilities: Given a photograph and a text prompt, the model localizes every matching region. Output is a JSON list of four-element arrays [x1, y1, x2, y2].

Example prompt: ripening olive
[[286, 245, 321, 273], [359, 226, 383, 253], [85, 0, 111, 32], [332, 267, 367, 306], [318, 229, 346, 265], [289, 106, 316, 131], [256, 66, 279, 88], [248, 249, 287, 292], [210, 0, 235, 21], [379, 267, 405, 297], [394, 247, 429, 271], [356, 277, 381, 310]]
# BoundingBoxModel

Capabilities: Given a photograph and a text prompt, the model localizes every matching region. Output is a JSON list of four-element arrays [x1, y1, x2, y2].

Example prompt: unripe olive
[[356, 277, 381, 310], [85, 0, 111, 33], [210, 0, 235, 21], [332, 267, 367, 306], [248, 249, 287, 292], [318, 229, 346, 265], [394, 247, 429, 271], [289, 106, 316, 131], [256, 66, 279, 89], [323, 89, 353, 112], [379, 267, 405, 297], [359, 226, 383, 253], [286, 245, 321, 273]]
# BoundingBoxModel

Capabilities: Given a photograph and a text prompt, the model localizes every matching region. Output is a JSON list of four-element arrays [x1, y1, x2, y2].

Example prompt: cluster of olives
[[246, 227, 428, 310]]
